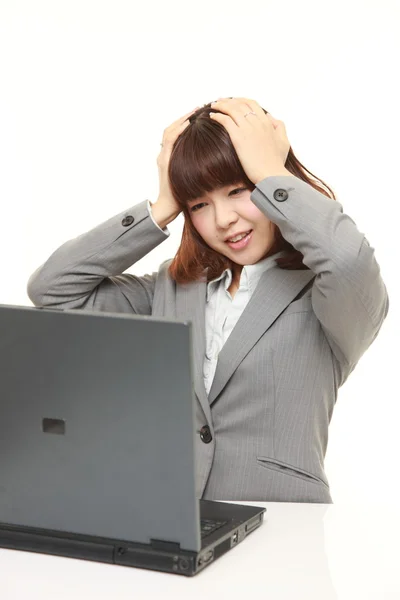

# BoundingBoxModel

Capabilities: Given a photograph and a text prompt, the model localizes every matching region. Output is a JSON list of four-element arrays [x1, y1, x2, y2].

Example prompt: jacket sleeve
[[250, 175, 389, 367], [27, 200, 171, 315]]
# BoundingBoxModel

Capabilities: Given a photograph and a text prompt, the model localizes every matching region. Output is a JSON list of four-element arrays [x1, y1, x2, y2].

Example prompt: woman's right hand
[[154, 106, 199, 219]]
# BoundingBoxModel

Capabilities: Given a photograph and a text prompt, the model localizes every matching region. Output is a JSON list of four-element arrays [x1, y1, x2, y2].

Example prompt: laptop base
[[0, 500, 266, 576]]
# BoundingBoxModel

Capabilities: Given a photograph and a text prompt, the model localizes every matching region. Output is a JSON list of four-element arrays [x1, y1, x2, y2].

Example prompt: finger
[[210, 101, 251, 128], [266, 112, 278, 124], [162, 106, 199, 144], [162, 119, 192, 147], [267, 114, 285, 133], [239, 101, 280, 130], [264, 113, 278, 129], [222, 98, 280, 131], [181, 106, 200, 119], [166, 107, 200, 131], [209, 111, 239, 135], [217, 97, 265, 119], [210, 99, 263, 127]]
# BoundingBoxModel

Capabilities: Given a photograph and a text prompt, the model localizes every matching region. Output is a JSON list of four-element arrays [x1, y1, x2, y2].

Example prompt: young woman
[[27, 97, 389, 504]]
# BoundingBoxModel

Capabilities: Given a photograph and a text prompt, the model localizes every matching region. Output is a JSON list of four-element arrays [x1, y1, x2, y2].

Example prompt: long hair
[[167, 101, 337, 284]]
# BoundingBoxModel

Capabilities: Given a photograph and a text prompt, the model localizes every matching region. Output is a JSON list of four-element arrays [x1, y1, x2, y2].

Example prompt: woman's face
[[187, 183, 275, 277]]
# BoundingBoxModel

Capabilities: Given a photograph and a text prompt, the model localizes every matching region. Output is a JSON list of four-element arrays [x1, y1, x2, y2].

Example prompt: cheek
[[244, 204, 271, 229], [189, 214, 211, 241], [190, 211, 210, 235], [246, 205, 264, 221], [238, 196, 264, 222]]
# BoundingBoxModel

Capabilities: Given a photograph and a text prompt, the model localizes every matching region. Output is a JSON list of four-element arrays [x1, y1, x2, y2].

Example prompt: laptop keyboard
[[200, 518, 228, 538]]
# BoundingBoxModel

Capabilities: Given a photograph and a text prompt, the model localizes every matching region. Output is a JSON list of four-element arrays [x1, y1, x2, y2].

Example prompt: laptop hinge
[[150, 538, 181, 552]]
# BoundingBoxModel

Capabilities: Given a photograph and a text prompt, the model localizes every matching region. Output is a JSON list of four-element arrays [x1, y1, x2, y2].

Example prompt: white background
[[0, 0, 398, 508]]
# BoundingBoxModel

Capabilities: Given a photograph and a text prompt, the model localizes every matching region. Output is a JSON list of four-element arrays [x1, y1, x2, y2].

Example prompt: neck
[[232, 265, 243, 283]]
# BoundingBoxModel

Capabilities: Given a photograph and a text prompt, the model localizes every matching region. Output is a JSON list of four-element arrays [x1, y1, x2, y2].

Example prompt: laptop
[[0, 303, 266, 576]]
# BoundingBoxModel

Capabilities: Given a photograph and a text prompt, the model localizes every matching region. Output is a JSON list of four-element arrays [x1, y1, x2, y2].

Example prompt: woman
[[27, 97, 389, 503]]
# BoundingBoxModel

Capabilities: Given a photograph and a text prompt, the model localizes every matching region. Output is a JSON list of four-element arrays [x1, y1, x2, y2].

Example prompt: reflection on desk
[[1, 501, 399, 600]]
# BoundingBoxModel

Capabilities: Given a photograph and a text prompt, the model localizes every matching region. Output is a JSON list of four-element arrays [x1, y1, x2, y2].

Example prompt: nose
[[214, 205, 239, 231]]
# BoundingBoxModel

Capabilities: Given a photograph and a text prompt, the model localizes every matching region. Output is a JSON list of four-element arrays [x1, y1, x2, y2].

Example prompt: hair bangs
[[168, 111, 253, 207]]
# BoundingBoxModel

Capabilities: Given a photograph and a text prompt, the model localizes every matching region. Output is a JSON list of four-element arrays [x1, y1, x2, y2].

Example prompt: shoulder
[[157, 258, 174, 278]]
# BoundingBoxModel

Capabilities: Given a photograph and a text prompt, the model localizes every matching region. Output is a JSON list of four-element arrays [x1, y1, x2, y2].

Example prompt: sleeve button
[[122, 216, 134, 226], [273, 189, 289, 202]]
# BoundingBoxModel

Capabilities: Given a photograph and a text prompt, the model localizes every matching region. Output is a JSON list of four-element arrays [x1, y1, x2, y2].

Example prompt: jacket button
[[200, 425, 212, 444], [273, 189, 289, 202], [121, 216, 134, 226]]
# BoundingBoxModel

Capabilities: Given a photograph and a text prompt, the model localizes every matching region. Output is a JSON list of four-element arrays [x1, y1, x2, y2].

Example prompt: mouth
[[225, 229, 253, 250]]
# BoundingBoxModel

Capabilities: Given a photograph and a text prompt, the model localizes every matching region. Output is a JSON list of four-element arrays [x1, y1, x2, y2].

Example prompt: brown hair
[[167, 101, 337, 284]]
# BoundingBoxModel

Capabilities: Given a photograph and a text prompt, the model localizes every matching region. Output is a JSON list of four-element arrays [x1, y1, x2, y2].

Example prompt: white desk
[[1, 501, 399, 600]]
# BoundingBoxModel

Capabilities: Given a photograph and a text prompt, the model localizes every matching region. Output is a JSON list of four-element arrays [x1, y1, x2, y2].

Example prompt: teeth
[[228, 231, 250, 243]]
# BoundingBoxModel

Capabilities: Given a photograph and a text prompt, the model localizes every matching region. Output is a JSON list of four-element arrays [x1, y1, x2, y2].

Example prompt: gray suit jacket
[[27, 175, 389, 504]]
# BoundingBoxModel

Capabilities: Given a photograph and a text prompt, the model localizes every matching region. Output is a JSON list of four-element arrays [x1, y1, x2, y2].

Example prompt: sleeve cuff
[[147, 200, 170, 237]]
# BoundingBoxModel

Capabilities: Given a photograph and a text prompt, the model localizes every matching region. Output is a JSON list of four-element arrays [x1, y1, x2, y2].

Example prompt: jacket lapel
[[175, 266, 315, 418], [207, 266, 315, 406], [175, 276, 212, 425]]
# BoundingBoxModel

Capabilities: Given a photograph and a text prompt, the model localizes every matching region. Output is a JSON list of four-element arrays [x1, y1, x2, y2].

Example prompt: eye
[[229, 187, 247, 195], [190, 203, 206, 212], [189, 188, 246, 213]]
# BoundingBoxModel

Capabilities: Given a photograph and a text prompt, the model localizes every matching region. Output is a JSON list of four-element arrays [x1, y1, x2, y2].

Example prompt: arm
[[27, 200, 172, 314], [250, 175, 389, 366]]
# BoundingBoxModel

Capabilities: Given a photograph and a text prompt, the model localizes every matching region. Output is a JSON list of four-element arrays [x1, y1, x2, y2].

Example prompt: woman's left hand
[[209, 97, 291, 185]]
